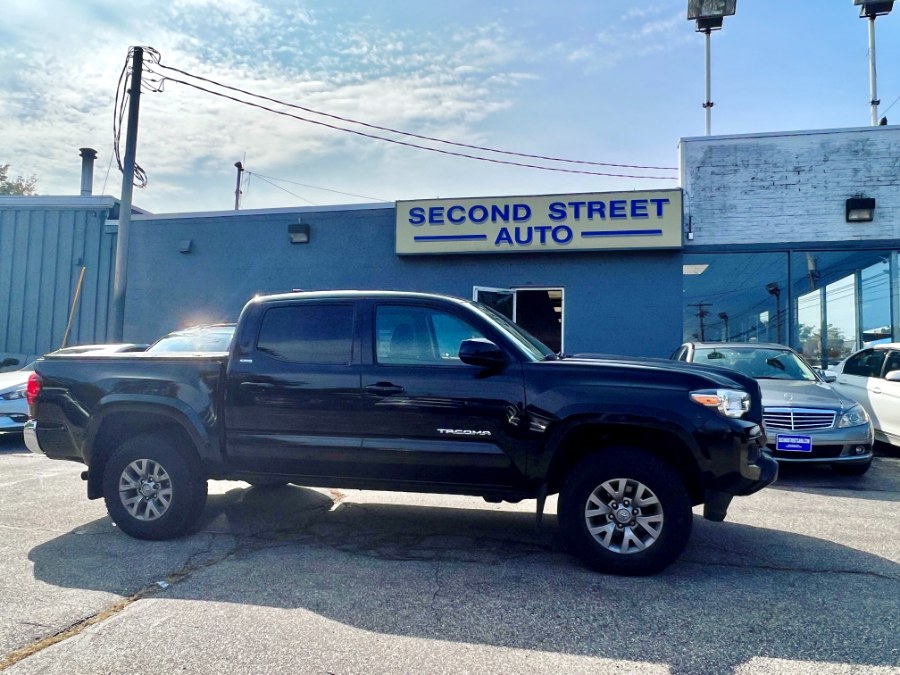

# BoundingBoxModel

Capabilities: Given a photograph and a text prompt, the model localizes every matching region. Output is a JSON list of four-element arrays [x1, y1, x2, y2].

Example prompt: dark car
[[673, 342, 873, 474]]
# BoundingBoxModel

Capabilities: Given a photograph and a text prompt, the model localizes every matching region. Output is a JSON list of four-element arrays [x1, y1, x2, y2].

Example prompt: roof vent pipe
[[79, 148, 97, 196]]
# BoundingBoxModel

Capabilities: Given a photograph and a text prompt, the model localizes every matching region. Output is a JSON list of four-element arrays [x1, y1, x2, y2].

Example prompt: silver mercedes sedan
[[673, 342, 874, 475]]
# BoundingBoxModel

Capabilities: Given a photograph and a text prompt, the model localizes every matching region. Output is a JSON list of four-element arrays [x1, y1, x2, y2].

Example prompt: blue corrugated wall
[[0, 200, 116, 364]]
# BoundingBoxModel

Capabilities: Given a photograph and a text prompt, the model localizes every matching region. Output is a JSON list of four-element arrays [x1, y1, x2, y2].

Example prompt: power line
[[144, 68, 677, 180], [246, 172, 388, 202], [147, 53, 678, 172], [251, 174, 317, 205]]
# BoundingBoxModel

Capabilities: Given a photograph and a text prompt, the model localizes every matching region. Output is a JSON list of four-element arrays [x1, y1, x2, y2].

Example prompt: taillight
[[26, 372, 42, 407]]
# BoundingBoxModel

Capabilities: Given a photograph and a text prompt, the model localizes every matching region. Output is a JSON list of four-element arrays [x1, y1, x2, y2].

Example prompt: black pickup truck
[[26, 291, 776, 575]]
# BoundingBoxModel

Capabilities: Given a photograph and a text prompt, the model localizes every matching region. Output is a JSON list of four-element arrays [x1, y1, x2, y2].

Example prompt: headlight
[[0, 387, 26, 401], [838, 404, 869, 428], [690, 389, 750, 418]]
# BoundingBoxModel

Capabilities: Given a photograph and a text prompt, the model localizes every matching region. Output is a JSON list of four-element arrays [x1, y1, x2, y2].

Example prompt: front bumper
[[23, 420, 44, 455], [765, 422, 874, 464]]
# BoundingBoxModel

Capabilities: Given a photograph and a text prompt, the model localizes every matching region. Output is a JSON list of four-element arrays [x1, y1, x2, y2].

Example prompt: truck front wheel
[[102, 433, 208, 540], [559, 450, 692, 576]]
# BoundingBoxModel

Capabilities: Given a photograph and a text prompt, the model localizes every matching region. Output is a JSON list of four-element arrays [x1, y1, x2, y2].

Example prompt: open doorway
[[473, 286, 564, 353]]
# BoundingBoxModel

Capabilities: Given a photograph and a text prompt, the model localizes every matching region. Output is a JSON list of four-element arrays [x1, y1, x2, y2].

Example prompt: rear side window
[[256, 304, 354, 365], [843, 349, 885, 378]]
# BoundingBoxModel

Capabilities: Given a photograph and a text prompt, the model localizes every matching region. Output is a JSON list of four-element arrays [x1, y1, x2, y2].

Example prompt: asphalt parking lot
[[1, 435, 898, 675]]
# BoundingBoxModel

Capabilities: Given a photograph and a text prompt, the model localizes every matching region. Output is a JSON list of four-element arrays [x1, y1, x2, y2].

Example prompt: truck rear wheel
[[102, 433, 207, 540], [559, 450, 692, 576]]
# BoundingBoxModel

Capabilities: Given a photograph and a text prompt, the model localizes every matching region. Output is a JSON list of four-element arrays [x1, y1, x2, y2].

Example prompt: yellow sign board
[[396, 189, 682, 255]]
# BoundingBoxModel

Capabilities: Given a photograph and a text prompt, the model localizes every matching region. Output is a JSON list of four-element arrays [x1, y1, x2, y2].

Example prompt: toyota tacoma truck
[[25, 291, 776, 575]]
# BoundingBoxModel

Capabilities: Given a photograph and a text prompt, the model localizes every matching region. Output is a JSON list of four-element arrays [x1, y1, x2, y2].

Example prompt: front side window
[[882, 351, 900, 377], [376, 305, 484, 365], [257, 304, 354, 364], [842, 349, 885, 378]]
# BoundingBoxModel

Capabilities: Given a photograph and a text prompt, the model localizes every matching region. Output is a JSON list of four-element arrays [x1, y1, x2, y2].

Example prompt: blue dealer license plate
[[776, 434, 813, 452]]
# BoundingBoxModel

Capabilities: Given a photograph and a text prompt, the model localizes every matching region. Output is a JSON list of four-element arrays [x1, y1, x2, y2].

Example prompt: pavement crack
[[0, 586, 156, 671], [683, 557, 899, 580]]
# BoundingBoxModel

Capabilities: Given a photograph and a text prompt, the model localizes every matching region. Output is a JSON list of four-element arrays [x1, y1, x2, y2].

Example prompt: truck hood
[[556, 354, 757, 391]]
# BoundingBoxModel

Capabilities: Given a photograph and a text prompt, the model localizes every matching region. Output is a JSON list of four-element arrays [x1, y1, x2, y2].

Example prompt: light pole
[[853, 1, 894, 125], [766, 283, 782, 344], [718, 312, 729, 341], [687, 0, 737, 136]]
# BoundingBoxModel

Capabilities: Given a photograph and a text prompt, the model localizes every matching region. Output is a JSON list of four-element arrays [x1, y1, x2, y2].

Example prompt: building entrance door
[[473, 286, 564, 354]]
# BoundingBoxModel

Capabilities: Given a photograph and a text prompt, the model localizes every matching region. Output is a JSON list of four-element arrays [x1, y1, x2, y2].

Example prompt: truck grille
[[763, 407, 836, 431]]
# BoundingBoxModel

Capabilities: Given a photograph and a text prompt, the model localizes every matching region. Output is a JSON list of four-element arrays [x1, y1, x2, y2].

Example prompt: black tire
[[832, 458, 872, 476], [558, 449, 693, 576], [102, 433, 208, 540]]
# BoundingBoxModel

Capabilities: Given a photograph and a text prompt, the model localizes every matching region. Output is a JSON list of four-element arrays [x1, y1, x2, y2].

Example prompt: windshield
[[469, 301, 556, 361], [147, 326, 236, 354], [693, 347, 818, 381]]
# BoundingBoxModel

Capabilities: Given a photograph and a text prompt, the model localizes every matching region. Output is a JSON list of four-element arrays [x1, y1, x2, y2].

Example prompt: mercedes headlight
[[838, 404, 869, 428]]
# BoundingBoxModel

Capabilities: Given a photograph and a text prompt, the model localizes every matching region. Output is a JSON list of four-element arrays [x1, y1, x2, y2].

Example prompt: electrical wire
[[145, 52, 677, 172], [251, 174, 318, 205], [143, 66, 675, 180], [246, 172, 388, 202]]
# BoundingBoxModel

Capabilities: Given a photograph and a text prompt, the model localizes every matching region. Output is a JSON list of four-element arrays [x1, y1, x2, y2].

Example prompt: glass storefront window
[[861, 259, 891, 345], [789, 250, 893, 368], [682, 253, 789, 346], [824, 275, 856, 366], [684, 250, 897, 366]]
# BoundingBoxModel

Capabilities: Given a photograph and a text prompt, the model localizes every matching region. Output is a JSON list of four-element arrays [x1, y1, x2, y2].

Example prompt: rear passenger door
[[224, 300, 363, 476], [357, 301, 528, 490]]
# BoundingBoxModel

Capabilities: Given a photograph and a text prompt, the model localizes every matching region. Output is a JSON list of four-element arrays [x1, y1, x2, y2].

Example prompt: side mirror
[[459, 338, 508, 370], [821, 370, 837, 383], [885, 370, 900, 382], [1, 357, 20, 369]]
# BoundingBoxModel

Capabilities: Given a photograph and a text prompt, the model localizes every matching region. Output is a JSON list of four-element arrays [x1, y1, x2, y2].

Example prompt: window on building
[[257, 304, 354, 364], [682, 253, 789, 345]]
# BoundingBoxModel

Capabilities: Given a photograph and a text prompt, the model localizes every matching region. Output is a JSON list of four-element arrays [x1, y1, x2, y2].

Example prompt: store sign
[[396, 189, 682, 255]]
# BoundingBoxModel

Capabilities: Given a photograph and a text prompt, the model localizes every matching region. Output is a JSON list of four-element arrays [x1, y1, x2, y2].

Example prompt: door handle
[[872, 387, 882, 394], [240, 381, 275, 391], [365, 382, 405, 396]]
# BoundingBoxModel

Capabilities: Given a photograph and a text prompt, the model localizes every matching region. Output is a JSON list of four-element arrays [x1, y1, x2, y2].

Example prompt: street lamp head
[[688, 0, 737, 30], [853, 0, 893, 18], [766, 282, 781, 297]]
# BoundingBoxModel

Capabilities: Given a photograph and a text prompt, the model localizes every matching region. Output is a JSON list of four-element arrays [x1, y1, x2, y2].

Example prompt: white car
[[832, 343, 900, 448], [0, 344, 147, 435], [0, 362, 33, 434]]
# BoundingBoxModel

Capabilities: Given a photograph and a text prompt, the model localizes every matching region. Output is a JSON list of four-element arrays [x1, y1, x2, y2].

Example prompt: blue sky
[[1, 1, 898, 213]]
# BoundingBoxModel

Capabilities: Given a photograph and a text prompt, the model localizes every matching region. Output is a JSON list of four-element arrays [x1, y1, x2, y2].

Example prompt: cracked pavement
[[1, 437, 899, 674]]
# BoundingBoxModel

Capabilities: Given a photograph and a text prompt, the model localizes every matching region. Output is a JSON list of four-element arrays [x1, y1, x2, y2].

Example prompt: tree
[[0, 164, 37, 195]]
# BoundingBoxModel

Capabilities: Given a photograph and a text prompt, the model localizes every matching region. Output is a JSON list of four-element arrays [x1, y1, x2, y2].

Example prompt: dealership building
[[1, 124, 898, 367]]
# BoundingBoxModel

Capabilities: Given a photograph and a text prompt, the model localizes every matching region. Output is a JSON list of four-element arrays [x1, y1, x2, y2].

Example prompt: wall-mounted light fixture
[[846, 197, 876, 222], [178, 239, 193, 253], [289, 221, 311, 244]]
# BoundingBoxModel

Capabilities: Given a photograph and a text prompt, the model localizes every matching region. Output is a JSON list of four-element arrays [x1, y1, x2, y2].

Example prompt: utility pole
[[110, 46, 143, 342], [689, 302, 711, 341], [234, 161, 243, 210]]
